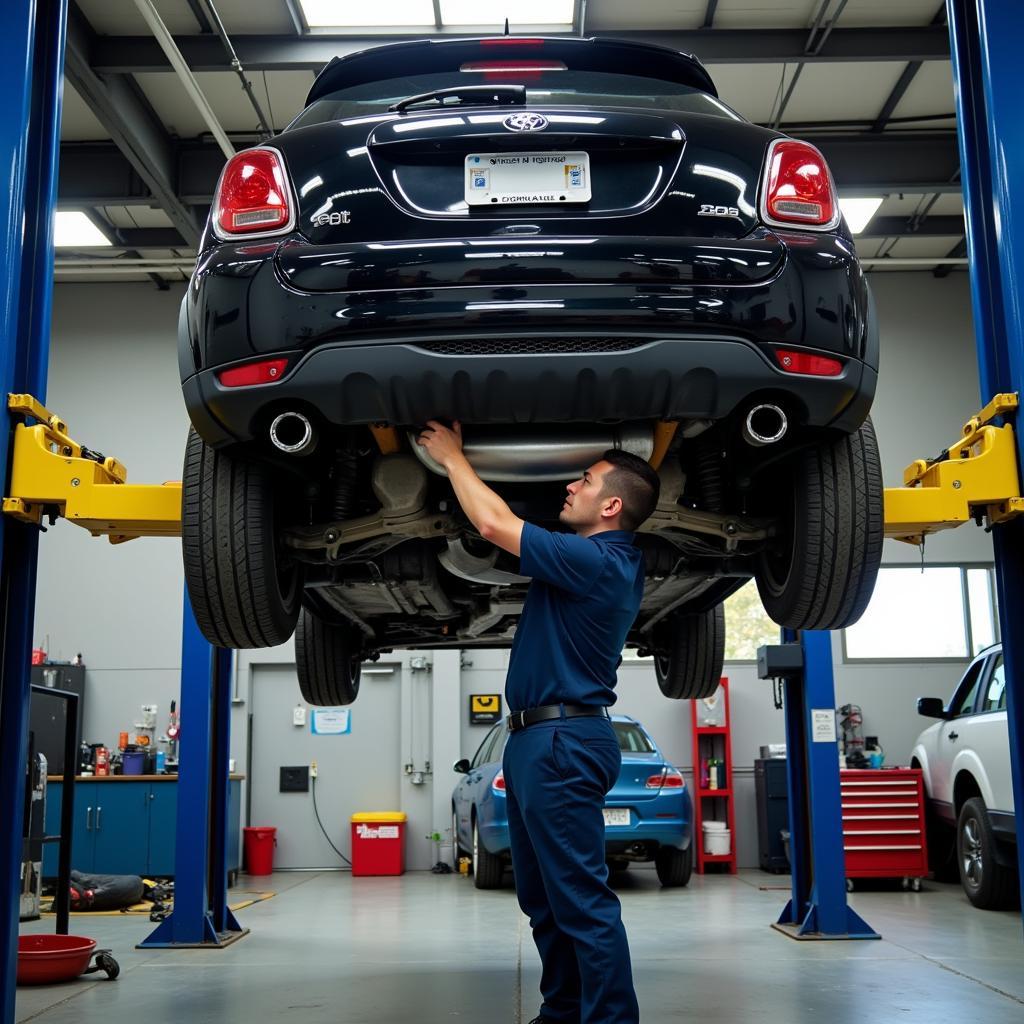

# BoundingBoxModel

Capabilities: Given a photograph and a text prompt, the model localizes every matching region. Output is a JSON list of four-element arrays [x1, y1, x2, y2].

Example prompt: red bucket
[[243, 826, 277, 875], [17, 935, 96, 985]]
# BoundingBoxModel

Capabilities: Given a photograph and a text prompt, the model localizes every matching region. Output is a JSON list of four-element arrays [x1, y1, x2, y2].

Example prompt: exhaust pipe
[[269, 411, 317, 455], [742, 404, 788, 447], [410, 424, 654, 482]]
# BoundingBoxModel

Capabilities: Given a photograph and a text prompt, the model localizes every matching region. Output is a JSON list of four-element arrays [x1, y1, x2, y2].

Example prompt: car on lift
[[178, 35, 883, 707], [452, 714, 693, 889], [911, 643, 1018, 910]]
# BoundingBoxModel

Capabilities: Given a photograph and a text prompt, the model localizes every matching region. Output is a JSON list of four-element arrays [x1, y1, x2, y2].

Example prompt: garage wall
[[33, 272, 989, 871]]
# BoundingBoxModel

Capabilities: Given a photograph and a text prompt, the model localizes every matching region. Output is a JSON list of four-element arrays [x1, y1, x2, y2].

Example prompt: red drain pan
[[17, 935, 97, 985]]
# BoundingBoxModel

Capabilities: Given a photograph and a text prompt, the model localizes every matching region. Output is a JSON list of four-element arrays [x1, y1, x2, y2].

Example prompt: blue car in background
[[452, 715, 693, 890]]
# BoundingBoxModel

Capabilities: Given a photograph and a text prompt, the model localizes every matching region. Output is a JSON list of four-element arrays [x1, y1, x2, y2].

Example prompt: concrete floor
[[16, 868, 1024, 1023]]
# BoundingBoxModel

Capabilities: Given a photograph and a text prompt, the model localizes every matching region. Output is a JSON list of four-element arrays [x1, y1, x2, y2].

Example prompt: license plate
[[465, 151, 591, 206], [603, 808, 630, 827]]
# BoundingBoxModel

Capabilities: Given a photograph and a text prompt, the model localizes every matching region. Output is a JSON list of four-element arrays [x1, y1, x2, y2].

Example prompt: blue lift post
[[764, 631, 878, 940], [0, 1, 68, 1019], [139, 597, 246, 948], [947, 0, 1024, 917]]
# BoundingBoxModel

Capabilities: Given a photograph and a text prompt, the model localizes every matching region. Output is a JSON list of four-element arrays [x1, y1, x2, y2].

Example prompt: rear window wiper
[[389, 84, 526, 114]]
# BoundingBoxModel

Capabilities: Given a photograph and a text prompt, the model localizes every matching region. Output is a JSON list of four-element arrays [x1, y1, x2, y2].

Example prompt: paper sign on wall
[[311, 708, 351, 735], [811, 709, 837, 743]]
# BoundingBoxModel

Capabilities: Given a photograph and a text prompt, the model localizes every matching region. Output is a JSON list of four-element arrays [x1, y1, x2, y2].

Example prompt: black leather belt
[[507, 703, 610, 732]]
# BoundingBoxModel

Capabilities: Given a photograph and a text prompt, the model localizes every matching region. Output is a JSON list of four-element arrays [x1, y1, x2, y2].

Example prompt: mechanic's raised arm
[[417, 420, 524, 556]]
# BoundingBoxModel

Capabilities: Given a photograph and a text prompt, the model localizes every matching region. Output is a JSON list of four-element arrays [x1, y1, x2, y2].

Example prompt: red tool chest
[[841, 768, 929, 888]]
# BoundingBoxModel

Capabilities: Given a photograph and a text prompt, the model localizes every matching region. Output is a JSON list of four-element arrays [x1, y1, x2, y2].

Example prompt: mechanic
[[417, 420, 660, 1024]]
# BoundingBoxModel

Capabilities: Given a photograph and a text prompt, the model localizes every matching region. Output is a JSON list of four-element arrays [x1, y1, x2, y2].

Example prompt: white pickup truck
[[910, 644, 1019, 910]]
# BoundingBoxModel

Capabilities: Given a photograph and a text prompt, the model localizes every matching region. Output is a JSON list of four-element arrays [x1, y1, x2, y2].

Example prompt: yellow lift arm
[[883, 392, 1024, 545], [2, 392, 1022, 546], [3, 394, 181, 542]]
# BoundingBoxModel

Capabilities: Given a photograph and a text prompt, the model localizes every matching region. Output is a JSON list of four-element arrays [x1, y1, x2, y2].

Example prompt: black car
[[179, 35, 883, 706]]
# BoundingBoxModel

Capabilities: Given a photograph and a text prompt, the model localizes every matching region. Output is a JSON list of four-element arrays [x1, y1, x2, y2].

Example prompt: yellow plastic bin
[[351, 812, 407, 876]]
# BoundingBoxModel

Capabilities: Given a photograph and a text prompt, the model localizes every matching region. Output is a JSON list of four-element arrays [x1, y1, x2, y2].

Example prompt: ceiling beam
[[87, 25, 952, 73], [869, 5, 947, 133], [934, 237, 968, 278], [702, 0, 719, 29], [811, 132, 961, 195], [64, 4, 201, 247]]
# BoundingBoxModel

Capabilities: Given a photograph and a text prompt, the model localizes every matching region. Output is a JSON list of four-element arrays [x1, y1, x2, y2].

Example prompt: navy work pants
[[503, 714, 639, 1024]]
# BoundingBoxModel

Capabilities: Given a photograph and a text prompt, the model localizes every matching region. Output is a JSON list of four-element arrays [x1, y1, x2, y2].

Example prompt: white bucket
[[702, 821, 731, 855]]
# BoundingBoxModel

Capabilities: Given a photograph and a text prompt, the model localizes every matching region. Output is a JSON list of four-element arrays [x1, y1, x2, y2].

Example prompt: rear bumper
[[184, 333, 875, 446], [181, 232, 876, 445]]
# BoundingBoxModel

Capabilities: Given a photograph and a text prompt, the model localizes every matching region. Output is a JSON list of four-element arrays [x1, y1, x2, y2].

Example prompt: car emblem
[[503, 112, 548, 133]]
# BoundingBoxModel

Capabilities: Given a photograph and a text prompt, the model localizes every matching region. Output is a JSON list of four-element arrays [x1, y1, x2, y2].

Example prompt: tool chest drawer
[[840, 769, 929, 880]]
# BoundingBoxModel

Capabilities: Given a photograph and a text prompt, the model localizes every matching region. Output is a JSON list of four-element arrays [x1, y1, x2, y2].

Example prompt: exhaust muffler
[[410, 424, 654, 482], [742, 404, 788, 447], [269, 411, 317, 455]]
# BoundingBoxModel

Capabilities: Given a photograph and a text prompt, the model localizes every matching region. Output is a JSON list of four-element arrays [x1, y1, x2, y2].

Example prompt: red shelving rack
[[690, 677, 738, 874]]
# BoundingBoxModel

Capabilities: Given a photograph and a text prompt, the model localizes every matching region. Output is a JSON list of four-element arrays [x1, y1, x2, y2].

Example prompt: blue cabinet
[[44, 778, 241, 879], [146, 783, 177, 877]]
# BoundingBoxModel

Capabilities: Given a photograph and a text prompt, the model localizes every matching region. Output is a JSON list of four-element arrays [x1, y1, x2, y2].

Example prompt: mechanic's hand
[[417, 419, 464, 468]]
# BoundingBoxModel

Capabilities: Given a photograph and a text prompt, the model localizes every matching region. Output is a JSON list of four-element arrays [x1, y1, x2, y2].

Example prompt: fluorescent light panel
[[299, 0, 435, 28], [440, 0, 574, 24], [54, 210, 111, 248], [839, 196, 883, 235]]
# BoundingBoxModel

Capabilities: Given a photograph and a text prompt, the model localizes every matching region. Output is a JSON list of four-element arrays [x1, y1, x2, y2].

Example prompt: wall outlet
[[293, 705, 306, 726], [310, 760, 318, 779]]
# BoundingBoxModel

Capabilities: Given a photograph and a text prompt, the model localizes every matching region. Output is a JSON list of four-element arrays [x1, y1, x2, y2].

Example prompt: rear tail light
[[213, 147, 293, 238], [760, 139, 839, 230], [217, 358, 289, 388], [646, 769, 685, 790], [773, 348, 844, 377], [492, 770, 506, 793]]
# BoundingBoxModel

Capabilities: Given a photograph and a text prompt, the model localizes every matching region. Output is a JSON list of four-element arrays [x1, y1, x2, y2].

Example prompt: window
[[723, 580, 779, 661], [950, 659, 985, 717], [471, 724, 501, 768], [982, 655, 1006, 713], [844, 566, 998, 660], [612, 722, 655, 753]]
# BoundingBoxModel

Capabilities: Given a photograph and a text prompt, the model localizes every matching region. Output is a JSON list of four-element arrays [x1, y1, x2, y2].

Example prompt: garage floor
[[16, 869, 1024, 1023]]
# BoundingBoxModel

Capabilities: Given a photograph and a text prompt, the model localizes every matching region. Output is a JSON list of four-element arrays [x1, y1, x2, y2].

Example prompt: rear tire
[[182, 428, 302, 648], [755, 418, 883, 630], [654, 605, 724, 700], [295, 608, 362, 706], [957, 797, 1019, 910], [655, 844, 693, 888], [472, 818, 504, 890]]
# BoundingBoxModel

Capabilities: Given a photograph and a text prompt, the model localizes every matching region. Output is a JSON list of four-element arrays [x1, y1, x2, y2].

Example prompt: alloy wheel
[[961, 815, 984, 890]]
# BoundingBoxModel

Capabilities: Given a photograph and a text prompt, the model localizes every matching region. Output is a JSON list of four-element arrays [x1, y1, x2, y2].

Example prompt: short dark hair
[[599, 449, 661, 531]]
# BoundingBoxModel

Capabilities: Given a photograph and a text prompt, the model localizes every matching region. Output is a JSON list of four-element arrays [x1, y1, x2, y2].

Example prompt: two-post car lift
[[2, 0, 1024, 1020]]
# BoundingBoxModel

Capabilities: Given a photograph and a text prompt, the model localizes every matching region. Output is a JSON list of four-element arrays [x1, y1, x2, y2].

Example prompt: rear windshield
[[290, 69, 740, 130], [613, 722, 656, 754]]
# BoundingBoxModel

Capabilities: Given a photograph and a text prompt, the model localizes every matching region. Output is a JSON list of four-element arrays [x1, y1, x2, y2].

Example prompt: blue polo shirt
[[505, 522, 645, 712]]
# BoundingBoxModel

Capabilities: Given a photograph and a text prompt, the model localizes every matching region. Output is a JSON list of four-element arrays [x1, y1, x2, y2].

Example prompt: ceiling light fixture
[[298, 0, 435, 28], [440, 0, 574, 25], [838, 196, 884, 235], [54, 211, 112, 248]]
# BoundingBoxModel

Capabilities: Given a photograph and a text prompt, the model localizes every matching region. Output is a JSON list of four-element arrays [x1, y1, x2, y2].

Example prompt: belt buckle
[[509, 710, 525, 732]]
